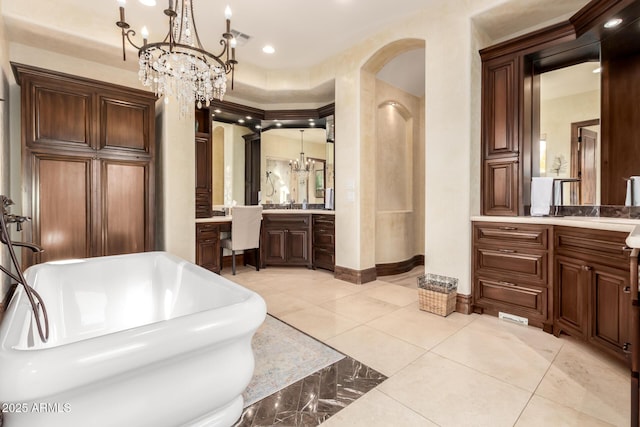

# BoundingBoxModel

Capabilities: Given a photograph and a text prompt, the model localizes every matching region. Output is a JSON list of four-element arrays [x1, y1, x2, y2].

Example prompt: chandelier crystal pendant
[[290, 130, 314, 179], [116, 0, 238, 116]]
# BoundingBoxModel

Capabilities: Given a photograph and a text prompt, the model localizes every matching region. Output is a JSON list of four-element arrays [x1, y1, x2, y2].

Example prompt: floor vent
[[498, 311, 528, 326]]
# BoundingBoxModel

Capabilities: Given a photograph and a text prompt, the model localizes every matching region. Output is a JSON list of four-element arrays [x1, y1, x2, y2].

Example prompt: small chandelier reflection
[[290, 130, 314, 178], [115, 0, 238, 116]]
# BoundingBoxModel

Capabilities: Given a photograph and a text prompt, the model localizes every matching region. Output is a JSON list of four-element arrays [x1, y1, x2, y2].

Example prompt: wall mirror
[[524, 1, 640, 209], [210, 112, 335, 209], [532, 59, 601, 205]]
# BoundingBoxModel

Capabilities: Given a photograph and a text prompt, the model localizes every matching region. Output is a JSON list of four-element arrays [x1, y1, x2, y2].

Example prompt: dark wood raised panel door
[[102, 160, 149, 256], [286, 229, 310, 265], [264, 229, 287, 264], [483, 158, 519, 216], [555, 256, 588, 338], [32, 85, 92, 148], [100, 95, 151, 153], [590, 264, 630, 355], [33, 154, 93, 263], [483, 56, 520, 157], [195, 135, 212, 218]]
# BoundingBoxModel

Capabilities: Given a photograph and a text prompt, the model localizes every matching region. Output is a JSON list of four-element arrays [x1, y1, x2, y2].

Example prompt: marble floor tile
[[432, 315, 564, 391], [262, 292, 316, 317], [279, 306, 360, 341], [359, 283, 418, 307], [378, 352, 532, 427], [534, 337, 629, 426], [325, 325, 426, 376], [319, 294, 402, 323], [367, 304, 474, 350], [515, 395, 615, 427], [319, 389, 436, 427], [236, 356, 386, 427], [378, 266, 424, 288], [287, 280, 368, 304]]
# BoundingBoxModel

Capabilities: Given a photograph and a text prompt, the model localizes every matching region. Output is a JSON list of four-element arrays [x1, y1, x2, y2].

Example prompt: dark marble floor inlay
[[234, 356, 387, 427]]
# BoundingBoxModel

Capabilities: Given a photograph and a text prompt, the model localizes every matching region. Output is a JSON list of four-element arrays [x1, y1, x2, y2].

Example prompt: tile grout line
[[374, 387, 444, 427]]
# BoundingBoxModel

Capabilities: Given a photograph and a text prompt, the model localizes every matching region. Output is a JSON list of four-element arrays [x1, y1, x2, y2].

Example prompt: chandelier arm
[[124, 29, 141, 51]]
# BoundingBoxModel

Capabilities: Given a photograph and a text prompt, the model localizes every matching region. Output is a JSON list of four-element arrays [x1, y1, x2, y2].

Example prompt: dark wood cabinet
[[195, 222, 221, 273], [313, 214, 335, 271], [14, 63, 156, 267], [554, 226, 631, 359], [480, 54, 521, 217], [261, 214, 311, 268], [195, 107, 212, 218], [472, 221, 552, 330]]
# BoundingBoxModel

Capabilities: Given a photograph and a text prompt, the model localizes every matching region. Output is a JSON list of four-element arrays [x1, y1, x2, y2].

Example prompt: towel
[[324, 188, 334, 210], [531, 177, 554, 216], [632, 177, 640, 206]]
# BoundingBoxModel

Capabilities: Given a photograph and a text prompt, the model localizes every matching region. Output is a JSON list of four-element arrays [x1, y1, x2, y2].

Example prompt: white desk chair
[[220, 205, 263, 275]]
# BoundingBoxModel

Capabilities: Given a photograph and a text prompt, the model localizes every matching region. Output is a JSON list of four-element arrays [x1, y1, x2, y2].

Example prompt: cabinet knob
[[582, 265, 592, 271], [623, 342, 632, 354], [624, 286, 632, 294], [499, 226, 517, 231], [498, 249, 516, 253]]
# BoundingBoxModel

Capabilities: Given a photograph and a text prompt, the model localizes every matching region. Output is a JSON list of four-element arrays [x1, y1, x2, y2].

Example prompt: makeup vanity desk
[[195, 209, 335, 274]]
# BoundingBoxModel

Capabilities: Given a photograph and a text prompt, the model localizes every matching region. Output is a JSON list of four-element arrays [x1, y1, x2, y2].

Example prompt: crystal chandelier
[[116, 0, 238, 116], [290, 130, 314, 178]]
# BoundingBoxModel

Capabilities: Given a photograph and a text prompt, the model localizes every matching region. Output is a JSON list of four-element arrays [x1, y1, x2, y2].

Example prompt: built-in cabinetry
[[472, 220, 634, 360], [312, 214, 335, 272], [261, 214, 312, 268], [473, 222, 552, 331], [195, 222, 222, 273], [481, 55, 521, 216], [195, 108, 212, 218], [13, 63, 156, 267], [554, 226, 631, 358]]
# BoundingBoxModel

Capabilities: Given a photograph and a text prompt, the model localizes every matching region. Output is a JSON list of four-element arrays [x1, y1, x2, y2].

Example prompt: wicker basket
[[417, 273, 457, 317]]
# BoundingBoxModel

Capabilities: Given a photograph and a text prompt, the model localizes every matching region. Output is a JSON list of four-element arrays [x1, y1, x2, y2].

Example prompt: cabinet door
[[555, 256, 588, 338], [483, 157, 519, 216], [196, 238, 220, 273], [590, 264, 631, 355], [101, 160, 151, 256], [29, 153, 94, 264], [99, 94, 153, 155], [263, 229, 287, 265], [287, 229, 310, 266], [482, 55, 519, 157], [195, 136, 212, 218]]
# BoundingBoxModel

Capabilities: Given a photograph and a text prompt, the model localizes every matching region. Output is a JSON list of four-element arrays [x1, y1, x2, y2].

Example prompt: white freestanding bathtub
[[0, 251, 266, 427]]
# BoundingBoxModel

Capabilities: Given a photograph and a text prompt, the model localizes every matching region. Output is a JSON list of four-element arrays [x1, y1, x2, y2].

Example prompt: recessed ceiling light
[[214, 109, 222, 113], [309, 123, 316, 127], [238, 119, 245, 124], [604, 18, 623, 28], [275, 122, 282, 127], [255, 125, 262, 129], [246, 116, 252, 120], [592, 67, 602, 74], [262, 45, 275, 54], [138, 0, 156, 6]]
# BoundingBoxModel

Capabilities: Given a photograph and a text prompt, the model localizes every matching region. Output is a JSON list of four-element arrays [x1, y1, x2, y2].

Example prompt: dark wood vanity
[[196, 212, 335, 274], [476, 1, 640, 420]]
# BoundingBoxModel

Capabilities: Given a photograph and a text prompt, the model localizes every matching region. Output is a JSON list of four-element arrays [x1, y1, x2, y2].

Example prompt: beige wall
[[374, 79, 424, 264]]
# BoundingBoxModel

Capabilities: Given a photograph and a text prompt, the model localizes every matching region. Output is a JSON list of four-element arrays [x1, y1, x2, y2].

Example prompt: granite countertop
[[196, 209, 335, 223], [471, 215, 640, 249]]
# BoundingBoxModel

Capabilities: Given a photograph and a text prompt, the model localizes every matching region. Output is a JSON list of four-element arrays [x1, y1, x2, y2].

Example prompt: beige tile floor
[[223, 265, 630, 427]]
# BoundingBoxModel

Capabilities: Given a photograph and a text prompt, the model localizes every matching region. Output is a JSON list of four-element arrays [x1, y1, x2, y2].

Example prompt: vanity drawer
[[555, 226, 629, 268], [474, 277, 547, 319], [475, 247, 548, 285], [196, 223, 220, 241], [263, 214, 310, 229], [313, 230, 335, 248], [474, 222, 549, 249]]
